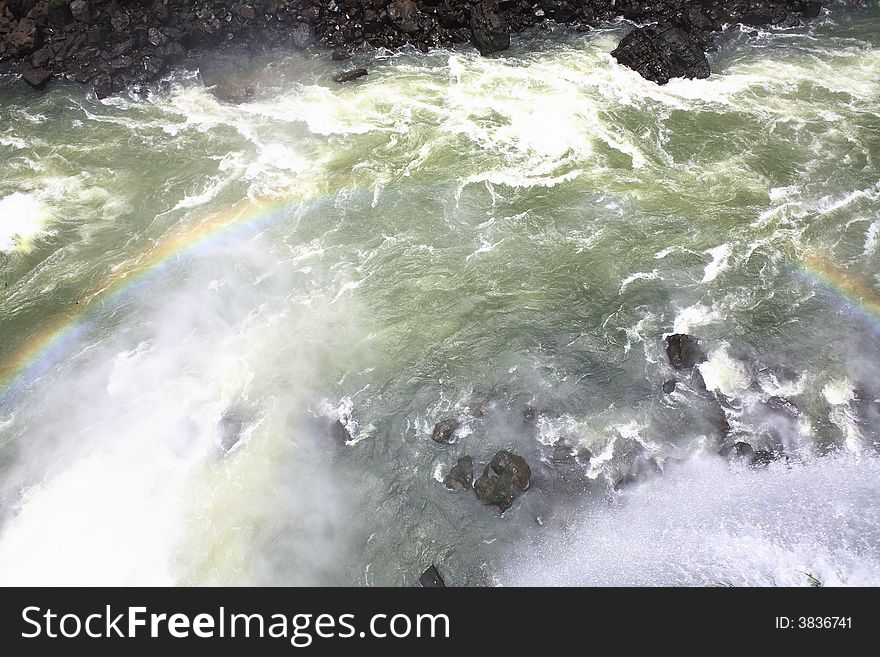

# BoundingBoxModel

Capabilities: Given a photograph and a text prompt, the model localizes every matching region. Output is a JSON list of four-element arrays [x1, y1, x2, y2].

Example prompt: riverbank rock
[[470, 0, 510, 56], [612, 24, 711, 84], [474, 450, 531, 512], [443, 455, 474, 491], [0, 1, 824, 97], [431, 418, 459, 444], [665, 333, 708, 370]]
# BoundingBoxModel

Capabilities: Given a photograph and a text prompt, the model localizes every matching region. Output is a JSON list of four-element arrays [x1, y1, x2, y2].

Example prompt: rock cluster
[[0, 1, 823, 97]]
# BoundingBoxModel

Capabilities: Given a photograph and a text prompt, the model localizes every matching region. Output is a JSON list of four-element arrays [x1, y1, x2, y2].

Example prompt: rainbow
[[800, 251, 880, 324], [0, 193, 308, 402]]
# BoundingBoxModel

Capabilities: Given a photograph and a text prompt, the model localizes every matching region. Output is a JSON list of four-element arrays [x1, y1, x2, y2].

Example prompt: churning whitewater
[[1, 8, 880, 586]]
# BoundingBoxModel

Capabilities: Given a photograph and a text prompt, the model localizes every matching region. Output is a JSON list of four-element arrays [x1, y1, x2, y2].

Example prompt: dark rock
[[803, 2, 822, 19], [443, 455, 474, 491], [551, 439, 575, 464], [612, 24, 711, 84], [662, 379, 677, 394], [765, 395, 799, 417], [470, 0, 509, 56], [289, 21, 315, 50], [431, 418, 459, 444], [419, 564, 446, 587], [468, 392, 492, 417], [719, 440, 755, 460], [29, 44, 49, 68], [614, 452, 662, 490], [474, 450, 531, 512], [21, 66, 49, 89], [706, 398, 732, 439], [9, 16, 38, 55], [388, 0, 420, 35], [750, 448, 776, 467], [331, 48, 350, 61], [665, 333, 708, 370], [576, 446, 593, 464], [330, 419, 352, 444], [334, 68, 368, 83]]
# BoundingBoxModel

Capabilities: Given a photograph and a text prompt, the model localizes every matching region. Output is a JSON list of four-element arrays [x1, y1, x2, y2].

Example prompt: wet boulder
[[614, 452, 662, 490], [612, 25, 711, 85], [470, 0, 510, 56], [764, 395, 800, 417], [419, 564, 446, 587], [662, 379, 677, 394], [749, 448, 776, 467], [330, 418, 352, 444], [21, 67, 50, 90], [664, 333, 708, 370], [474, 450, 531, 512], [431, 418, 459, 444], [334, 68, 368, 83], [706, 397, 732, 439], [468, 391, 493, 417], [443, 455, 474, 491], [719, 440, 755, 460]]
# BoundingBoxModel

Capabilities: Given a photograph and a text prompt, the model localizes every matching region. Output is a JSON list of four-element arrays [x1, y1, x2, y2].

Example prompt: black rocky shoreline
[[0, 0, 827, 99]]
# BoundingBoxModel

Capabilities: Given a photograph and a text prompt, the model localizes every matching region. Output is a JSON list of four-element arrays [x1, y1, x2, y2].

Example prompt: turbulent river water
[[1, 7, 880, 586]]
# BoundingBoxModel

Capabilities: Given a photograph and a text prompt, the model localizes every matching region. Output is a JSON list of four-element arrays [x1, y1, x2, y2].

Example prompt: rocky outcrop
[[665, 333, 708, 370], [612, 24, 710, 84], [0, 1, 824, 98], [474, 449, 531, 512]]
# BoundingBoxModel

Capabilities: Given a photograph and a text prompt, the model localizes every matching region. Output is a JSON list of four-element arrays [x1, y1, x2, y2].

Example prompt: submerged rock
[[662, 379, 677, 394], [431, 418, 459, 444], [612, 24, 711, 85], [419, 564, 446, 587], [443, 456, 474, 492], [474, 450, 531, 512], [614, 452, 662, 490], [468, 391, 493, 417], [217, 408, 248, 454], [334, 68, 368, 84], [665, 333, 708, 370]]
